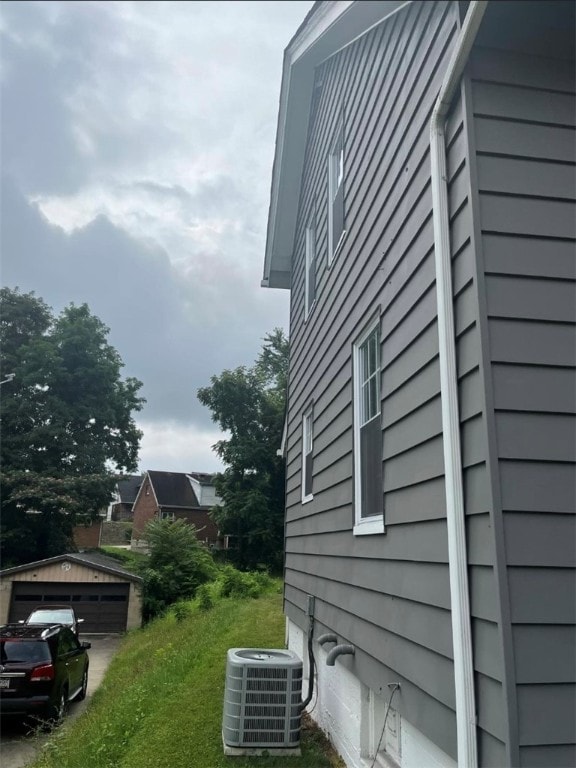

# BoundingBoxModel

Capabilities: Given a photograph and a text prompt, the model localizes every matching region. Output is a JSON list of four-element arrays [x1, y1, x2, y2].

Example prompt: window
[[328, 123, 345, 265], [58, 629, 79, 656], [302, 409, 314, 503], [305, 224, 316, 319], [353, 322, 384, 534]]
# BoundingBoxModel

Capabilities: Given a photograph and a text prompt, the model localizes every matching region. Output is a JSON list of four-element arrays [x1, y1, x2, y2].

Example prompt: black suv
[[0, 623, 90, 724]]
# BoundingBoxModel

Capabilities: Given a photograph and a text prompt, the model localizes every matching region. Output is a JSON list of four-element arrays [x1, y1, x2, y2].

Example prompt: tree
[[140, 518, 216, 621], [197, 329, 288, 573], [0, 287, 145, 565]]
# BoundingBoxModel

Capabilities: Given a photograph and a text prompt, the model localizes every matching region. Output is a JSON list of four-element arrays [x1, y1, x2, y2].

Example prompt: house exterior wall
[[189, 477, 219, 507], [171, 509, 219, 546], [443, 77, 510, 766], [464, 7, 576, 765], [284, 2, 472, 763], [281, 2, 574, 766], [131, 475, 158, 541], [72, 520, 102, 549]]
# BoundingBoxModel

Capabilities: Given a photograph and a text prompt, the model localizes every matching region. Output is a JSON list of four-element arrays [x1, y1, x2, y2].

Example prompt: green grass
[[97, 546, 149, 572], [31, 590, 343, 768]]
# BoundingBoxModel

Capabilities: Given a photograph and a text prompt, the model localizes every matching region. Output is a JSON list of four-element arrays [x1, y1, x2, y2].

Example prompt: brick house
[[130, 471, 221, 550]]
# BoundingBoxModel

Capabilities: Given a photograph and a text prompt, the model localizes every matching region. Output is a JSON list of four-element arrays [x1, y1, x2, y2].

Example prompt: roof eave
[[262, 0, 410, 290], [0, 553, 142, 583]]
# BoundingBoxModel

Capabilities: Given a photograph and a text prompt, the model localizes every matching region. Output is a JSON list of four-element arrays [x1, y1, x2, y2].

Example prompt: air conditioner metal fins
[[222, 648, 303, 749]]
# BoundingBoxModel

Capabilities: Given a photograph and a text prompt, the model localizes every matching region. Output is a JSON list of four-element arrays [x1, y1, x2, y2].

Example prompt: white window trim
[[305, 224, 316, 320], [302, 409, 314, 504], [353, 321, 384, 535], [327, 124, 346, 266], [330, 228, 347, 266]]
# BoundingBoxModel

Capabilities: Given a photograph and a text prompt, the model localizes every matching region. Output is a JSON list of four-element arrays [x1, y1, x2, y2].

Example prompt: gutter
[[429, 3, 488, 767]]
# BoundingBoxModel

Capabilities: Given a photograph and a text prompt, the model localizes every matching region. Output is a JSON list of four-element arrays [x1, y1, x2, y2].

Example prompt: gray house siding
[[283, 1, 506, 761], [447, 78, 510, 766], [281, 2, 574, 766], [464, 3, 576, 766]]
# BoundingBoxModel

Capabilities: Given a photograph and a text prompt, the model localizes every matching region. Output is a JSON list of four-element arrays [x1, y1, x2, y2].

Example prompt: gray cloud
[[1, 173, 288, 429], [0, 0, 310, 469]]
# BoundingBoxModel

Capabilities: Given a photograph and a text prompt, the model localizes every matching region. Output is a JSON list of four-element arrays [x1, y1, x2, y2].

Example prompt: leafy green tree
[[197, 329, 288, 573], [0, 287, 145, 565], [140, 518, 216, 621]]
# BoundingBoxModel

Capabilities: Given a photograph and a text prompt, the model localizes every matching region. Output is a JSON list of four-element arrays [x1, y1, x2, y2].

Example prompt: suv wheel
[[49, 688, 68, 724]]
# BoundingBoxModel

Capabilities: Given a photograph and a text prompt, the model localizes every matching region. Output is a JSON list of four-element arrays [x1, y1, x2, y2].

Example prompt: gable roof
[[0, 552, 142, 583], [132, 470, 219, 511], [147, 471, 200, 508], [116, 474, 143, 504], [262, 0, 408, 289]]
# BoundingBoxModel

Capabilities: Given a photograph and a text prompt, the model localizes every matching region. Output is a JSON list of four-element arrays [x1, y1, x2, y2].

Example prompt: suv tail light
[[30, 663, 55, 682]]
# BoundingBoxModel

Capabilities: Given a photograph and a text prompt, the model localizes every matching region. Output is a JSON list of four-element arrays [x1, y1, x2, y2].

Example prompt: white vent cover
[[222, 648, 303, 748]]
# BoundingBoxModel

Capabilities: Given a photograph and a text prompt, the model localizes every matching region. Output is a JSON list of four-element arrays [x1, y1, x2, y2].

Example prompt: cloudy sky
[[1, 0, 313, 474]]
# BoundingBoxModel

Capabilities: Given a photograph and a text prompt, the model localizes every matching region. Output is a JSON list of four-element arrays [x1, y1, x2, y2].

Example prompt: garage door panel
[[9, 582, 130, 632]]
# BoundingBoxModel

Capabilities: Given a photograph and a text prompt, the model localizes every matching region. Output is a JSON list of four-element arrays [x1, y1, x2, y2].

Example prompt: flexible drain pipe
[[317, 633, 338, 646], [326, 644, 355, 667], [430, 2, 488, 767]]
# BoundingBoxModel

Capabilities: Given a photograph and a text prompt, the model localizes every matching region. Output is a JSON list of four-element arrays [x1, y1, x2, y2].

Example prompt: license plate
[[0, 679, 9, 689]]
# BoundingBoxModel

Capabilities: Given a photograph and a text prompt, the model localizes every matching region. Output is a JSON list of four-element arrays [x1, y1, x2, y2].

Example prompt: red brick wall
[[72, 520, 102, 549], [131, 476, 159, 538], [172, 509, 219, 546]]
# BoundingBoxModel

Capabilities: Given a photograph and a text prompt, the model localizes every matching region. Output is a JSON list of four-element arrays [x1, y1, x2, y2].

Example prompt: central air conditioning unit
[[222, 648, 303, 750]]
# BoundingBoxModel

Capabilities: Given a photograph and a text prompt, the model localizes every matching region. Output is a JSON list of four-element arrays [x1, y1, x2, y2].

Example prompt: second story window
[[305, 223, 316, 319], [328, 123, 345, 265]]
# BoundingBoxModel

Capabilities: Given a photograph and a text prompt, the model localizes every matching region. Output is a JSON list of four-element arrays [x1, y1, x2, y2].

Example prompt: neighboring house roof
[[146, 471, 203, 508], [262, 0, 408, 289], [116, 475, 143, 504], [188, 471, 216, 486], [0, 552, 143, 583], [142, 470, 218, 509]]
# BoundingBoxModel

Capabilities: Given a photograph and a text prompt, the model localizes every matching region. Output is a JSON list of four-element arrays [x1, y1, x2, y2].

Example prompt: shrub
[[196, 585, 214, 612], [140, 518, 217, 621], [172, 602, 192, 622], [218, 565, 271, 600]]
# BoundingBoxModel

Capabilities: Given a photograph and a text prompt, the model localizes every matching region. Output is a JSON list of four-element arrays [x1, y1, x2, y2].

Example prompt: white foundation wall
[[286, 619, 457, 768], [401, 720, 457, 768]]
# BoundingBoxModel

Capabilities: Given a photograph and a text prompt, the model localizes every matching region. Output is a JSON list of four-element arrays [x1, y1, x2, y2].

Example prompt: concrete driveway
[[0, 634, 124, 768]]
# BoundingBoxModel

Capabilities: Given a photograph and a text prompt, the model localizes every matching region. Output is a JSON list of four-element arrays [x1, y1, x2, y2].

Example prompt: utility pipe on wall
[[326, 644, 355, 667], [430, 2, 488, 767]]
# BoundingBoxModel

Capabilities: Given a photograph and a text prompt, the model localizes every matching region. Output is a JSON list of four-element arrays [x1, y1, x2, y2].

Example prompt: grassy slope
[[32, 592, 342, 768]]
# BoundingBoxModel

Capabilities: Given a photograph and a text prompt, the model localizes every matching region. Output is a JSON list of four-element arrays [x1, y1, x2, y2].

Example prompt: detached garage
[[0, 552, 143, 633]]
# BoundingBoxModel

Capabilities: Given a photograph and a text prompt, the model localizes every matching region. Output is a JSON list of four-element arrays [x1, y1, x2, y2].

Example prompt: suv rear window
[[1, 641, 51, 663]]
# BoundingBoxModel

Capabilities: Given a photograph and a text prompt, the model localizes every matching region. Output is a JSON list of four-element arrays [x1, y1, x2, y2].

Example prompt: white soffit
[[262, 1, 410, 289]]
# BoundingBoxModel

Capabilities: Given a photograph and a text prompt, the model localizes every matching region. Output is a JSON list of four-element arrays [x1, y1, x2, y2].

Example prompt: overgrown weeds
[[30, 590, 343, 768]]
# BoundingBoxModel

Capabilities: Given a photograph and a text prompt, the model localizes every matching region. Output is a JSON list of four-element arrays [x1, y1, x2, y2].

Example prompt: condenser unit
[[222, 648, 303, 750]]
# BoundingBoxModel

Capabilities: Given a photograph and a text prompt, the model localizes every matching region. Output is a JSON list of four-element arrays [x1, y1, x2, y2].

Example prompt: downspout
[[430, 2, 488, 767]]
